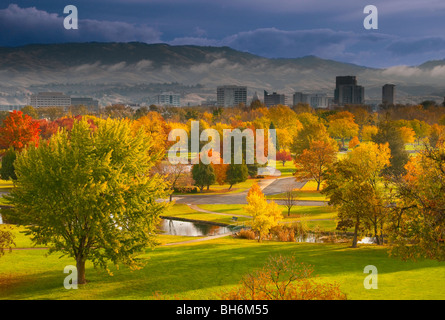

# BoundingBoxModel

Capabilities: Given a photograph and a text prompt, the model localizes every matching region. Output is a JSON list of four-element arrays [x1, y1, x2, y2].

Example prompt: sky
[[1, 0, 445, 68]]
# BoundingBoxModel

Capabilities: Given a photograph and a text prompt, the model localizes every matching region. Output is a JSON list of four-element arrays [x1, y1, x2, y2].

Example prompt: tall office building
[[382, 84, 396, 106], [30, 92, 71, 108], [334, 76, 365, 105], [293, 92, 329, 108], [154, 92, 181, 107], [217, 85, 247, 107], [264, 91, 285, 107]]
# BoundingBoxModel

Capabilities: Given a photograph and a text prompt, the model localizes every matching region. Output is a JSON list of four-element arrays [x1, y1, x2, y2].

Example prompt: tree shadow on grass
[[1, 240, 443, 299]]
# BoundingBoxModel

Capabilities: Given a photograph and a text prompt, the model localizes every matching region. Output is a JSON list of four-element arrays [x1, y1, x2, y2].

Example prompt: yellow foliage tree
[[398, 126, 416, 144], [244, 186, 282, 242]]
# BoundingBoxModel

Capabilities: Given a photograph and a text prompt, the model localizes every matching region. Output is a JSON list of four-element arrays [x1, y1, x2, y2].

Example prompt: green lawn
[[197, 204, 337, 231], [172, 178, 259, 195], [0, 237, 443, 300], [163, 204, 250, 225], [272, 160, 296, 177]]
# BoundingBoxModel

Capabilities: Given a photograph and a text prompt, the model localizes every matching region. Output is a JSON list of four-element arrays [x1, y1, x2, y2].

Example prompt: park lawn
[[271, 160, 296, 177], [0, 237, 444, 300], [266, 179, 328, 202], [163, 204, 250, 225], [198, 204, 338, 231], [172, 178, 259, 196], [198, 204, 336, 221], [0, 224, 199, 248]]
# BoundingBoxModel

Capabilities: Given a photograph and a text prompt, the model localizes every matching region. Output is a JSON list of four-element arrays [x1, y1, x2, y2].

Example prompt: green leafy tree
[[192, 162, 216, 192], [225, 163, 248, 190], [0, 148, 17, 180], [7, 119, 169, 284]]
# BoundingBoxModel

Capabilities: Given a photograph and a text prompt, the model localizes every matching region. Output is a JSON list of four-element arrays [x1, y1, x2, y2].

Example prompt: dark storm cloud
[[1, 1, 445, 67], [0, 4, 161, 46]]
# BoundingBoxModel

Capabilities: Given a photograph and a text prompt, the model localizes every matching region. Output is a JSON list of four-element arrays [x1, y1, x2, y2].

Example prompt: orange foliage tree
[[294, 140, 337, 191], [0, 110, 40, 151]]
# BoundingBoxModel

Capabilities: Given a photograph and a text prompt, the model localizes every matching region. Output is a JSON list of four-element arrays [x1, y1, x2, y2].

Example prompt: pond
[[159, 218, 236, 237]]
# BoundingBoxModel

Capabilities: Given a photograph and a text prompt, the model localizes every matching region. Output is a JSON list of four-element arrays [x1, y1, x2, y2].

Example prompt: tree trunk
[[374, 224, 380, 245], [316, 180, 321, 191], [76, 256, 87, 285], [352, 221, 359, 248]]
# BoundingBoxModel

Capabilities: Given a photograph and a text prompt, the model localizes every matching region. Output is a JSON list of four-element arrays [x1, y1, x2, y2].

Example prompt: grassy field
[[162, 204, 251, 225], [0, 235, 443, 300], [197, 204, 337, 231], [266, 179, 329, 202]]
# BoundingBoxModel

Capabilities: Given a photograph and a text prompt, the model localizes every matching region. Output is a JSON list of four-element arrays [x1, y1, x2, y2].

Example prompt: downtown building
[[264, 91, 286, 107], [153, 92, 181, 107], [382, 84, 396, 106], [30, 92, 72, 108], [293, 92, 330, 108], [217, 85, 247, 107], [334, 76, 365, 106], [30, 92, 99, 110]]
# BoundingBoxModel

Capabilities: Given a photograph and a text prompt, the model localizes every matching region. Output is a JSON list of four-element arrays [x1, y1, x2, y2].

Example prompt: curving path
[[173, 177, 327, 207]]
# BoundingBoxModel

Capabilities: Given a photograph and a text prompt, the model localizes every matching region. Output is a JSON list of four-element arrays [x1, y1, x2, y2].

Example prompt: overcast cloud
[[1, 1, 445, 68]]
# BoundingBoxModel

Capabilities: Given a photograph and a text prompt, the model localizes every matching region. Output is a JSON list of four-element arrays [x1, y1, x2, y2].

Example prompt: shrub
[[237, 228, 257, 240], [218, 255, 347, 300]]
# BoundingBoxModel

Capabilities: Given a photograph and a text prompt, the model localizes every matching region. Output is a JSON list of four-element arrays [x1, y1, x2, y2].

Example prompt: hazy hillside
[[0, 42, 444, 106]]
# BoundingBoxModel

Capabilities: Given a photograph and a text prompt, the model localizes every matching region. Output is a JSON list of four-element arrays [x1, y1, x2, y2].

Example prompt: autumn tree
[[372, 120, 409, 176], [291, 113, 332, 156], [348, 136, 360, 149], [7, 119, 169, 284], [323, 142, 391, 247], [276, 149, 292, 166], [361, 125, 378, 141], [387, 144, 445, 261], [151, 161, 193, 202], [0, 227, 15, 257], [132, 112, 170, 155], [244, 185, 282, 242], [398, 126, 416, 144], [294, 140, 338, 191], [328, 117, 359, 149], [0, 110, 40, 151], [283, 184, 298, 216]]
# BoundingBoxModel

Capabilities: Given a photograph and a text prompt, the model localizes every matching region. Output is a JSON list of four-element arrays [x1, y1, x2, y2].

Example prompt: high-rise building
[[154, 92, 181, 107], [264, 91, 285, 107], [334, 76, 365, 105], [217, 85, 247, 107], [382, 84, 396, 106], [293, 92, 330, 108], [30, 92, 71, 108]]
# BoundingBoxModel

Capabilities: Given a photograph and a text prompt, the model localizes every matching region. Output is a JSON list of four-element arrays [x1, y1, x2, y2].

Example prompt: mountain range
[[1, 42, 445, 106]]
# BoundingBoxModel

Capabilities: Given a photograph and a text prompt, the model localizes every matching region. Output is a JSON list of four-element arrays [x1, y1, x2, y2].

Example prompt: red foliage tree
[[0, 110, 40, 151], [276, 149, 292, 166]]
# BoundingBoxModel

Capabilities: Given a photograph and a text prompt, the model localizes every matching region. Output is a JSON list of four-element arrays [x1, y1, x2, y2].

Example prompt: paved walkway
[[173, 177, 327, 206]]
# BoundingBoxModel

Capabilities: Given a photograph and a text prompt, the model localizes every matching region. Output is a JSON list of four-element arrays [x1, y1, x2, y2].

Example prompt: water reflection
[[160, 218, 233, 237]]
